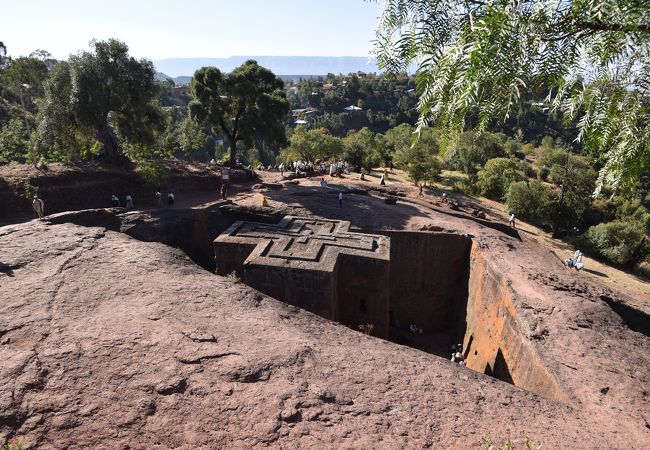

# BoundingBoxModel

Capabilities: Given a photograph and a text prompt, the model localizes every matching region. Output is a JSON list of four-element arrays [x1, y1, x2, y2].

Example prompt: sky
[[2, 0, 384, 60]]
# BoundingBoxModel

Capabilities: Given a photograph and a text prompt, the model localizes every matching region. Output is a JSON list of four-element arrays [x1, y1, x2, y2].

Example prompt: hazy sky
[[2, 0, 384, 60]]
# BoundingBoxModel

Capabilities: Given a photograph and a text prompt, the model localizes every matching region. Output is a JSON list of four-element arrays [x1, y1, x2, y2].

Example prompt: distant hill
[[154, 72, 192, 85], [153, 56, 380, 78], [155, 72, 323, 86]]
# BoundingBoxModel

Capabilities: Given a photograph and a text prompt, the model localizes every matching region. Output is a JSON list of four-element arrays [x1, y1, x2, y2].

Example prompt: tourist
[[320, 178, 328, 188], [360, 172, 366, 181], [32, 196, 45, 220], [379, 174, 386, 186], [261, 195, 269, 207], [111, 194, 120, 207], [155, 191, 163, 207], [125, 195, 133, 209], [167, 192, 175, 207], [508, 212, 516, 228], [329, 163, 336, 178], [338, 191, 343, 208], [566, 249, 584, 271], [442, 192, 448, 203], [220, 184, 227, 200], [419, 185, 424, 196], [279, 163, 284, 177]]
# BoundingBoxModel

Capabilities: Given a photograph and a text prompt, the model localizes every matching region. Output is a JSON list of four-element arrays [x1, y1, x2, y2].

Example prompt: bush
[[537, 166, 549, 181], [136, 161, 169, 188], [581, 220, 647, 267], [22, 181, 40, 200], [477, 158, 523, 200], [505, 181, 556, 228]]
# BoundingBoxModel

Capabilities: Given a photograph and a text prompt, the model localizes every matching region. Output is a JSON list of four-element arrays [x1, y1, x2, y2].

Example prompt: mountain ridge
[[153, 55, 380, 78]]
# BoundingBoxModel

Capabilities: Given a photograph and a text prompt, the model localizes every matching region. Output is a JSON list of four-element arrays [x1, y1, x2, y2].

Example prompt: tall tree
[[285, 127, 343, 162], [188, 60, 290, 168], [36, 39, 165, 162], [373, 0, 650, 194], [3, 55, 49, 134]]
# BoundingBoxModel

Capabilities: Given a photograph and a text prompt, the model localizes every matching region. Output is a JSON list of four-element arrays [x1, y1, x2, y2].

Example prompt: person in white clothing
[[32, 196, 45, 220]]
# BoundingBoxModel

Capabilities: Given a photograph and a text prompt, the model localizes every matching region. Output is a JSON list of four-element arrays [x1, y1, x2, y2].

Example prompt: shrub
[[581, 220, 647, 267], [136, 161, 169, 188], [22, 181, 40, 200], [505, 181, 556, 228], [537, 166, 549, 181], [477, 158, 523, 200], [226, 271, 241, 283]]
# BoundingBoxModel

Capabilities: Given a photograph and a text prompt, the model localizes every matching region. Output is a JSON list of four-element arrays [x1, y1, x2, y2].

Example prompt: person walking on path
[[125, 195, 133, 209], [220, 184, 227, 200], [167, 192, 175, 207], [508, 212, 516, 228], [338, 191, 343, 208], [155, 191, 163, 207], [111, 194, 120, 207], [32, 196, 45, 220]]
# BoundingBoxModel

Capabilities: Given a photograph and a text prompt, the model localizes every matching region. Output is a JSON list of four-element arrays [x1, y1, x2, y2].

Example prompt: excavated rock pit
[[212, 216, 566, 401], [42, 206, 567, 401]]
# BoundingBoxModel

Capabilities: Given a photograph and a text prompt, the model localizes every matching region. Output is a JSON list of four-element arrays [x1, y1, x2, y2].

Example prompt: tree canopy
[[284, 127, 343, 162], [373, 0, 650, 194], [36, 39, 166, 161], [188, 60, 290, 167]]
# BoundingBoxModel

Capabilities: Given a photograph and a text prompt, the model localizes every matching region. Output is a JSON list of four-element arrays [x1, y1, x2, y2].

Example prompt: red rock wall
[[382, 231, 472, 337], [464, 247, 568, 401]]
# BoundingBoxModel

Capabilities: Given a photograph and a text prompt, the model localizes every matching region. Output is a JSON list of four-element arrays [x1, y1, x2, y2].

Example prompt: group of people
[[565, 250, 584, 271], [154, 192, 175, 207], [450, 343, 465, 365], [111, 194, 134, 208], [329, 161, 350, 177]]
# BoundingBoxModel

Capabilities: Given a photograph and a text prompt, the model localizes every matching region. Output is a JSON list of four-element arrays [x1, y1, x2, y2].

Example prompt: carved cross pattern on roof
[[215, 216, 390, 271]]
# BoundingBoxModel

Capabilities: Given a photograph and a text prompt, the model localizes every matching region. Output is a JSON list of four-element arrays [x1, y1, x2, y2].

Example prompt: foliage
[[506, 181, 557, 228], [477, 158, 523, 200], [226, 271, 241, 283], [581, 220, 648, 267], [136, 161, 169, 188], [189, 60, 290, 167], [446, 131, 506, 185], [342, 127, 383, 172], [289, 73, 418, 136], [176, 117, 207, 154], [3, 436, 26, 450], [284, 127, 343, 162], [391, 124, 442, 186], [481, 435, 540, 450], [36, 39, 166, 162], [374, 0, 650, 194], [2, 54, 50, 129], [22, 181, 40, 200], [0, 118, 28, 163]]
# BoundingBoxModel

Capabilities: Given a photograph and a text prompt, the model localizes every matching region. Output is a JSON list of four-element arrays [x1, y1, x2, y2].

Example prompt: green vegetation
[[477, 158, 523, 200], [3, 436, 26, 450], [189, 60, 290, 167], [36, 39, 166, 162], [481, 435, 541, 450], [282, 127, 343, 162], [289, 72, 418, 135], [374, 0, 650, 194]]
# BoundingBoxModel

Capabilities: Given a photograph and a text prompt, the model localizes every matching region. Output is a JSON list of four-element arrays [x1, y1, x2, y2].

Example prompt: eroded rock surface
[[1, 216, 648, 448]]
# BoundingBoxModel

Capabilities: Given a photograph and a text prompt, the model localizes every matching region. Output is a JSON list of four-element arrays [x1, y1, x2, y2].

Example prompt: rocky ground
[[1, 167, 649, 449]]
